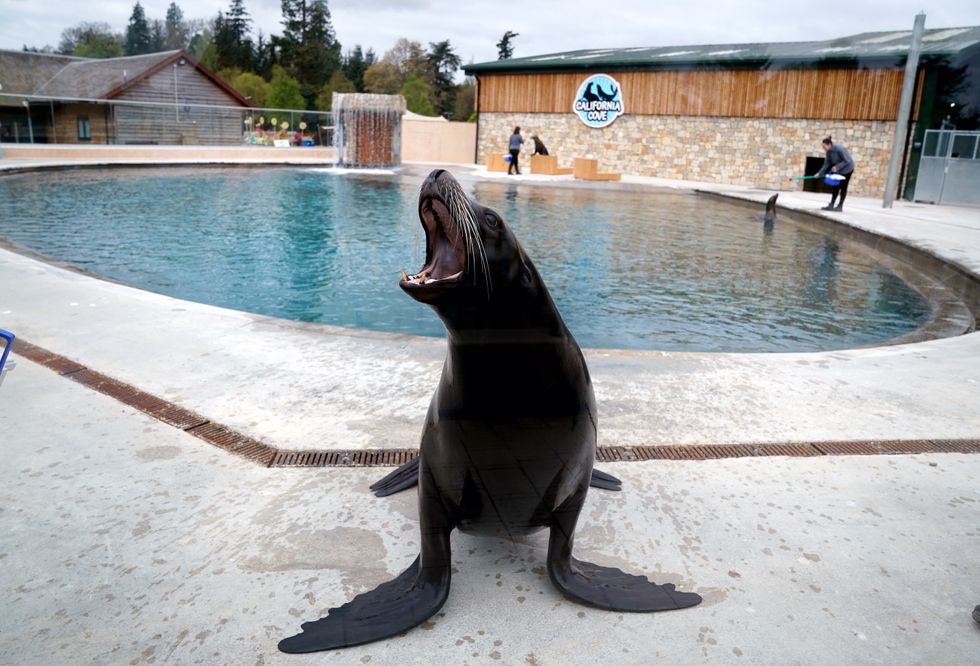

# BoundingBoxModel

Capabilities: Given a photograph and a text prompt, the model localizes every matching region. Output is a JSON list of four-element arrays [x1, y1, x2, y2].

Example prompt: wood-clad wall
[[478, 68, 907, 120], [112, 64, 245, 144]]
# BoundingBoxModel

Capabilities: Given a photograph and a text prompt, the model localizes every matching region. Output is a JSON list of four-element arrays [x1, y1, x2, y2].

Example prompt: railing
[[0, 92, 334, 148]]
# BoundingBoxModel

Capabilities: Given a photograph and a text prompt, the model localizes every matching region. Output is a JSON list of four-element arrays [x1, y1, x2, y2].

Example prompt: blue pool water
[[0, 167, 931, 352]]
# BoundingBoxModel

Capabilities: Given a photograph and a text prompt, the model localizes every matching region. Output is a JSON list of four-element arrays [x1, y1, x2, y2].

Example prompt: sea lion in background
[[764, 193, 778, 224], [279, 169, 701, 653], [530, 133, 549, 156], [759, 193, 778, 233]]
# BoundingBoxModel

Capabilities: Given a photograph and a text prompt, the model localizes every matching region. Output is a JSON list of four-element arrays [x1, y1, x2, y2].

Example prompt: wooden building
[[464, 27, 980, 200], [0, 49, 252, 146]]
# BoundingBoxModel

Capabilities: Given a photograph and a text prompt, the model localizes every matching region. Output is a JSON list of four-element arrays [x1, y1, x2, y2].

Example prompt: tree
[[382, 38, 428, 81], [187, 24, 215, 65], [362, 61, 402, 94], [315, 70, 355, 110], [253, 30, 274, 78], [231, 71, 271, 106], [496, 31, 518, 60], [279, 0, 342, 105], [453, 79, 476, 121], [342, 45, 375, 92], [225, 0, 254, 69], [401, 75, 436, 116], [213, 2, 254, 72], [149, 20, 166, 52], [267, 65, 305, 109], [58, 22, 123, 58], [427, 40, 461, 117], [164, 3, 188, 50], [125, 2, 152, 55]]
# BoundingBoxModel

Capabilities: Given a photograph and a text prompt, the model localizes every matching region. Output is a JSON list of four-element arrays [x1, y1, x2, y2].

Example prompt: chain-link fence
[[0, 93, 333, 148]]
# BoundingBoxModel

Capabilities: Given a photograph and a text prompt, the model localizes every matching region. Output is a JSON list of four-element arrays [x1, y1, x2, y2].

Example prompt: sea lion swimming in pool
[[764, 193, 778, 224], [278, 169, 701, 653]]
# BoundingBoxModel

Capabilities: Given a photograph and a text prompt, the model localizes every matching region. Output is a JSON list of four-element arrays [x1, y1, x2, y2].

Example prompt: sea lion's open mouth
[[401, 192, 467, 290]]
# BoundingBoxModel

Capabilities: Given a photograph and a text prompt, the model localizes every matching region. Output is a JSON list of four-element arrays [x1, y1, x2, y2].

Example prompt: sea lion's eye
[[485, 213, 499, 229]]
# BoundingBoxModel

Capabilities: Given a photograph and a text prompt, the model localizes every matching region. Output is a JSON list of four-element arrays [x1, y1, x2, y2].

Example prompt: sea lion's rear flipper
[[370, 458, 622, 497], [546, 490, 701, 612], [278, 556, 448, 652], [280, 490, 454, 653]]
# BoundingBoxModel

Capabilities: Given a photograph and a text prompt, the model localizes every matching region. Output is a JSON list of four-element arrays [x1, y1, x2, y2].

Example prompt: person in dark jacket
[[507, 126, 524, 175], [815, 136, 855, 211]]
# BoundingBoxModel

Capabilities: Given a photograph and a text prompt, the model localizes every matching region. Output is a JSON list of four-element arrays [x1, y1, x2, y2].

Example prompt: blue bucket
[[824, 174, 845, 187]]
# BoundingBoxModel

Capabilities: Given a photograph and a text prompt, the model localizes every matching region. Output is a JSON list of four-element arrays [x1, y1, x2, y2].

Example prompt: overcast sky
[[1, 0, 978, 68]]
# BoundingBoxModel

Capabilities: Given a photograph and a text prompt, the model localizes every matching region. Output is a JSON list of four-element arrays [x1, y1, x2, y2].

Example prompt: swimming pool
[[0, 166, 933, 352]]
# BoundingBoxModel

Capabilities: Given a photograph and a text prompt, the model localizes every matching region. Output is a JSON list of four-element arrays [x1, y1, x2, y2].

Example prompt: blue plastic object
[[503, 155, 513, 162], [0, 329, 14, 375], [824, 174, 845, 186]]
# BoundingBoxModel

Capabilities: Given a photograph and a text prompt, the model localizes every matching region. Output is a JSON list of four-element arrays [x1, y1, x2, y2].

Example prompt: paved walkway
[[1, 159, 978, 663]]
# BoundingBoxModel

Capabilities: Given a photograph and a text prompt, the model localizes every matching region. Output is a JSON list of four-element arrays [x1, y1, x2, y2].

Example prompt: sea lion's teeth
[[401, 271, 408, 281]]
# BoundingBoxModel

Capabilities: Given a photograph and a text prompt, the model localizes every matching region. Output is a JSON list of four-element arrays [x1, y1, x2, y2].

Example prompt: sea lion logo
[[573, 74, 624, 128]]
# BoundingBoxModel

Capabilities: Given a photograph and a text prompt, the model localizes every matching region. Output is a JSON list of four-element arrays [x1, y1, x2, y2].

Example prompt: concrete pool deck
[[1, 158, 979, 663]]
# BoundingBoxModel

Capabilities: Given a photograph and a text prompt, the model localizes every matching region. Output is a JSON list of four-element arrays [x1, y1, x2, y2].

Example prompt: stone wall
[[479, 113, 895, 197]]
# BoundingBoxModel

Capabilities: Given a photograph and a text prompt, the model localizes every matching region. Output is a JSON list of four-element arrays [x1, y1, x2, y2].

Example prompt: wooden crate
[[573, 158, 621, 181], [530, 154, 573, 175]]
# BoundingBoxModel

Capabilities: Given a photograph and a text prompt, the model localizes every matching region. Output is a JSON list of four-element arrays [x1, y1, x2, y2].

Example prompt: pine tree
[[278, 0, 341, 106], [150, 20, 166, 52], [226, 0, 254, 69], [164, 3, 188, 51], [125, 2, 152, 55], [342, 45, 374, 93], [497, 31, 518, 60], [427, 40, 461, 117]]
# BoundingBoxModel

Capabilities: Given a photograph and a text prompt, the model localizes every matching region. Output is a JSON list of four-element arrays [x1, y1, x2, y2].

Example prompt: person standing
[[815, 136, 855, 211], [507, 126, 524, 175]]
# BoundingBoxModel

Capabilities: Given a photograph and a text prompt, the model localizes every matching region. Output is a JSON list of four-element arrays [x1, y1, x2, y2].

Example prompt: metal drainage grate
[[66, 368, 209, 429], [270, 449, 419, 468], [14, 339, 85, 374], [596, 443, 823, 462], [186, 422, 277, 465], [13, 336, 980, 469]]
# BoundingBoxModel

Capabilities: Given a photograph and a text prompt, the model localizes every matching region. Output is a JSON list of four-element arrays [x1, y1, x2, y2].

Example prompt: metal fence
[[0, 93, 334, 148]]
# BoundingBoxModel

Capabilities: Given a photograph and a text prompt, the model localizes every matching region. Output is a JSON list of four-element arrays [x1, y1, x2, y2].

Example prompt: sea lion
[[529, 133, 549, 156], [764, 193, 778, 224], [278, 170, 701, 654]]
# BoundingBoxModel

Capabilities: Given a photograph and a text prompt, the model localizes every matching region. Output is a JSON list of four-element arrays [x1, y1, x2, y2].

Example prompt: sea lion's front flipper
[[370, 458, 622, 496], [546, 490, 701, 612], [369, 457, 420, 497], [588, 468, 622, 491], [279, 487, 454, 653]]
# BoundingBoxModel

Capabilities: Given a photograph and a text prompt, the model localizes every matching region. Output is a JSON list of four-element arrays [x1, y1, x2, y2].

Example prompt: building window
[[77, 117, 92, 141]]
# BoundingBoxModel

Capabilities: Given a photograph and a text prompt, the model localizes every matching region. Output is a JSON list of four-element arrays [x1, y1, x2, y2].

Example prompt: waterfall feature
[[332, 93, 406, 168]]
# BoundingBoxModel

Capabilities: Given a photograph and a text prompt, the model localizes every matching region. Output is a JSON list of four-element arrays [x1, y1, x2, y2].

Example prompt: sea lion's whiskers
[[441, 181, 492, 296]]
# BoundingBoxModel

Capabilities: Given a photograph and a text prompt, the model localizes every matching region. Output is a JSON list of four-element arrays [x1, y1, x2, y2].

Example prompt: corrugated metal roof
[[464, 26, 980, 74]]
